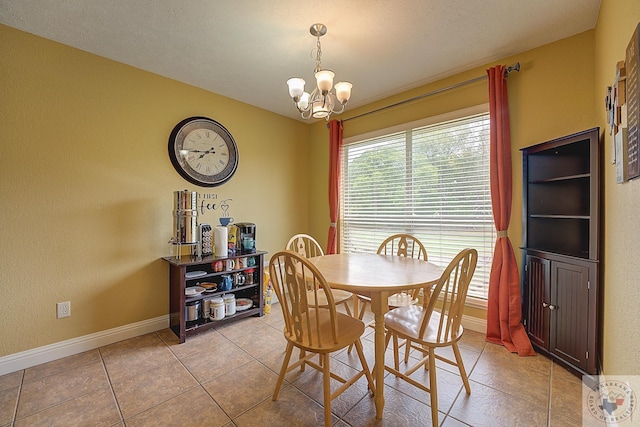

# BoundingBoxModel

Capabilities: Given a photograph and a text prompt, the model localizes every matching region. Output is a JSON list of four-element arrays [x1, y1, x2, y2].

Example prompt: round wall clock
[[168, 116, 239, 187]]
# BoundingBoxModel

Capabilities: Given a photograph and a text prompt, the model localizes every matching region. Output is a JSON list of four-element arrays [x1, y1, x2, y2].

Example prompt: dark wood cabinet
[[163, 251, 266, 343], [524, 252, 598, 374], [521, 128, 601, 376]]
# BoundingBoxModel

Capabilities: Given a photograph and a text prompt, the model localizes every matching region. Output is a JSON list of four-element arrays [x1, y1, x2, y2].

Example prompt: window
[[340, 107, 495, 300]]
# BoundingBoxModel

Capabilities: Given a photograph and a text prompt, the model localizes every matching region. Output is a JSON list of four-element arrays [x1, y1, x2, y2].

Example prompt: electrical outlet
[[57, 301, 71, 318]]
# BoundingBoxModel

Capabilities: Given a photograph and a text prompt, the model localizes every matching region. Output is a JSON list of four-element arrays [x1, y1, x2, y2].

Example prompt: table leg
[[370, 292, 388, 419]]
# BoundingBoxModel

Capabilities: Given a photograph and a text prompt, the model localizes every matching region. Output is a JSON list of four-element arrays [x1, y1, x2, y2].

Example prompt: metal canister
[[173, 190, 198, 243], [185, 301, 200, 321]]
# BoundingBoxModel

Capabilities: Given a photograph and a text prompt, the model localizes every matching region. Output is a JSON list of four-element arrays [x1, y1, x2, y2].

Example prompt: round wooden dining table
[[309, 252, 444, 419]]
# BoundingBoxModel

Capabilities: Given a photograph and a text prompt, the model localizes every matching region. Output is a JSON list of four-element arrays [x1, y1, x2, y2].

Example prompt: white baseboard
[[0, 315, 169, 376], [461, 314, 487, 334]]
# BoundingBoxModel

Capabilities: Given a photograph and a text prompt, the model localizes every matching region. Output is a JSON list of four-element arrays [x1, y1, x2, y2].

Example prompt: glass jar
[[245, 268, 255, 284]]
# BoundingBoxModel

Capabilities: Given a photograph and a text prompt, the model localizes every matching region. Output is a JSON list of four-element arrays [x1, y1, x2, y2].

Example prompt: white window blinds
[[340, 112, 495, 299]]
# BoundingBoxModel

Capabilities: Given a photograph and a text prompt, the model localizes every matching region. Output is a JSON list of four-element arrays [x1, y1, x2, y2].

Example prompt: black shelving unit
[[163, 251, 267, 343], [521, 128, 601, 377]]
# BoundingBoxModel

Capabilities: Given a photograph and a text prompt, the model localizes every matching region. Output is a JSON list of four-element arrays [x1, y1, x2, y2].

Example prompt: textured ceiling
[[0, 0, 601, 121]]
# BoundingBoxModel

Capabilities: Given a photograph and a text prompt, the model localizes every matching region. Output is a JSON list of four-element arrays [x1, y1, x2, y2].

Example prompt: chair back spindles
[[269, 250, 338, 349], [287, 234, 325, 258], [284, 233, 354, 318], [377, 234, 428, 261], [376, 234, 428, 302], [418, 248, 477, 343]]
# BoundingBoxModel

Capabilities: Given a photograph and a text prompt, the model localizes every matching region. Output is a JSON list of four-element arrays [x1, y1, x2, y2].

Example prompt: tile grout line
[[98, 345, 125, 425], [160, 324, 286, 425], [9, 370, 24, 425], [546, 362, 554, 427], [440, 340, 487, 426], [11, 355, 115, 424], [101, 332, 205, 424]]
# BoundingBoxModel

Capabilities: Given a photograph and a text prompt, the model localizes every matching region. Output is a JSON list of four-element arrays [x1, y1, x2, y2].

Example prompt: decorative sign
[[198, 193, 233, 216], [626, 24, 640, 180]]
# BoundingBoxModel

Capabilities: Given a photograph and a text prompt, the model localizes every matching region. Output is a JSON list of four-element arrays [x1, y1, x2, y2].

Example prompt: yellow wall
[[0, 24, 308, 357], [594, 0, 640, 374]]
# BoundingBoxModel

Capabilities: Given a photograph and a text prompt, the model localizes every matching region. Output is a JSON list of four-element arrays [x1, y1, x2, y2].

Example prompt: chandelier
[[286, 23, 352, 121]]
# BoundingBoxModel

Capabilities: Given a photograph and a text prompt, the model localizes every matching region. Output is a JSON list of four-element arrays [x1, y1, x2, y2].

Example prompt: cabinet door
[[549, 261, 590, 371], [524, 255, 550, 349]]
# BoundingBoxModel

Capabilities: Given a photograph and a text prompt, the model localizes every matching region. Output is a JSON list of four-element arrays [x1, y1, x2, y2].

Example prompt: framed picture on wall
[[626, 23, 640, 180]]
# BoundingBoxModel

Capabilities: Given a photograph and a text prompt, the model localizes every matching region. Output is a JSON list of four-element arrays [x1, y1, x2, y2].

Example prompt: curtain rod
[[340, 62, 520, 124]]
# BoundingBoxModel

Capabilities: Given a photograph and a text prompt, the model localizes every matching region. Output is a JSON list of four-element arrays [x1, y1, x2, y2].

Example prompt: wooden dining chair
[[269, 250, 375, 427], [383, 248, 478, 427], [286, 233, 354, 316]]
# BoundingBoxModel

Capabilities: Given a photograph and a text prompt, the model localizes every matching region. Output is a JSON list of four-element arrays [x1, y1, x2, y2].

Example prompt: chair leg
[[428, 347, 438, 427], [348, 299, 369, 355], [423, 343, 429, 370], [322, 353, 332, 427], [342, 300, 352, 316], [392, 334, 400, 371], [357, 300, 368, 321], [273, 342, 294, 401], [403, 339, 412, 364], [299, 349, 307, 371], [452, 342, 471, 394], [354, 338, 375, 394]]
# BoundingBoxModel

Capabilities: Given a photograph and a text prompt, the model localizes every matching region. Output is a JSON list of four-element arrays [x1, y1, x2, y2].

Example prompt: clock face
[[168, 117, 238, 187]]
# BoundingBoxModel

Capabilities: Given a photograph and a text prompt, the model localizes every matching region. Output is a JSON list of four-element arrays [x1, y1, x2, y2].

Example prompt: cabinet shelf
[[185, 306, 262, 332], [184, 282, 261, 303], [528, 173, 590, 184], [529, 214, 590, 220]]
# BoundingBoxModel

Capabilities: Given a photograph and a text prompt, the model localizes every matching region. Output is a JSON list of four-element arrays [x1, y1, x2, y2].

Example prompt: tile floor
[[0, 303, 585, 426]]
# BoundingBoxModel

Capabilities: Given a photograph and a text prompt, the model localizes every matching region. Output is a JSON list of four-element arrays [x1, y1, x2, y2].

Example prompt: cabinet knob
[[548, 304, 557, 310], [542, 302, 549, 308]]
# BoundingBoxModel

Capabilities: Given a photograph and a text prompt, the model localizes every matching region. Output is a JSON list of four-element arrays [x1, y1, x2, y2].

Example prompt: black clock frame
[[168, 116, 239, 187]]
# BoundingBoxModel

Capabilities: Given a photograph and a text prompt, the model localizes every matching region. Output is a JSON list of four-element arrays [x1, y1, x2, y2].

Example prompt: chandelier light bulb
[[334, 81, 352, 104], [315, 69, 335, 93], [297, 92, 310, 110], [312, 99, 331, 118], [287, 78, 306, 101]]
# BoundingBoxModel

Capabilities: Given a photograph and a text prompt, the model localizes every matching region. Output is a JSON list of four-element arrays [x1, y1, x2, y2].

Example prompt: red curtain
[[485, 66, 535, 356], [327, 120, 343, 254]]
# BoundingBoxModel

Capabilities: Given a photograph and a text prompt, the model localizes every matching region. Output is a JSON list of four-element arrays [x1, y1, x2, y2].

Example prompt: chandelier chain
[[314, 34, 323, 74]]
